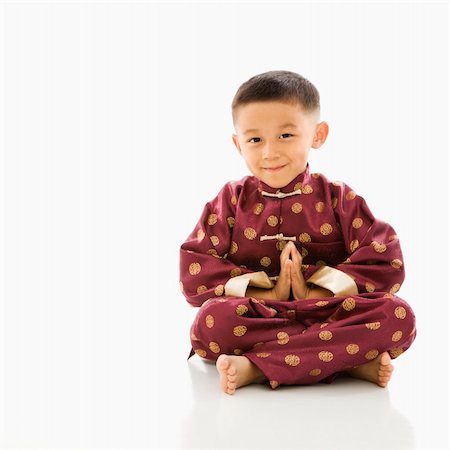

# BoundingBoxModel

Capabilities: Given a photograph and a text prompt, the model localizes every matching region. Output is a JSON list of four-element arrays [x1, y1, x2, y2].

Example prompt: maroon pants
[[188, 293, 416, 389]]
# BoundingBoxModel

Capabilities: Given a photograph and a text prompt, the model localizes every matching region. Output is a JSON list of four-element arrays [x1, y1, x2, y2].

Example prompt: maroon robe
[[179, 164, 416, 388]]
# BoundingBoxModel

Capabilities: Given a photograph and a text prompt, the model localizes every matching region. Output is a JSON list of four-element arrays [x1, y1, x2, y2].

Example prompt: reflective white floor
[[156, 304, 447, 450]]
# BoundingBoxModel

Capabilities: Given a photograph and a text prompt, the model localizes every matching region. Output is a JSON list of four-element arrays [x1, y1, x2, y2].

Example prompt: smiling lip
[[263, 165, 286, 173]]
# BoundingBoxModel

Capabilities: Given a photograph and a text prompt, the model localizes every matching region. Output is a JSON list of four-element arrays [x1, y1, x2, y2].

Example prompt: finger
[[280, 241, 292, 265], [279, 257, 291, 282], [290, 263, 306, 300], [289, 243, 302, 267]]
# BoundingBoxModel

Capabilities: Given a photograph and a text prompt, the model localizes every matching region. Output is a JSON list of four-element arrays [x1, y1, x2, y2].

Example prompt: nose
[[262, 142, 280, 159]]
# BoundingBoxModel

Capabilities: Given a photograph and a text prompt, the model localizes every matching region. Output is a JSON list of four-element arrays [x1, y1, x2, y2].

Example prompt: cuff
[[224, 271, 274, 297], [307, 266, 358, 297]]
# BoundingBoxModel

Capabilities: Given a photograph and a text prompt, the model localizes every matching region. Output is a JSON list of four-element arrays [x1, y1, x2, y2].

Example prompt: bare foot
[[216, 354, 266, 395], [346, 351, 394, 387]]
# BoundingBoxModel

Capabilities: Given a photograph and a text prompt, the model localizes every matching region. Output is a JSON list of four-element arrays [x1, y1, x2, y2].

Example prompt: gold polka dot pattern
[[309, 368, 322, 376], [233, 325, 247, 337], [318, 351, 333, 362], [394, 306, 407, 319], [209, 342, 220, 353], [390, 283, 401, 294], [190, 333, 199, 341], [195, 349, 207, 358], [365, 349, 379, 360], [253, 203, 264, 215], [320, 323, 329, 328], [315, 202, 325, 212], [302, 184, 313, 194], [346, 190, 356, 200], [352, 218, 363, 228], [231, 195, 237, 205], [365, 322, 381, 330], [299, 233, 311, 243], [236, 304, 248, 316], [229, 241, 238, 254], [343, 297, 356, 311], [207, 249, 218, 257], [189, 263, 201, 275], [207, 213, 217, 225], [230, 268, 241, 277], [301, 247, 308, 257], [244, 227, 257, 240], [266, 215, 278, 227], [350, 240, 359, 252], [197, 285, 207, 294], [287, 310, 296, 320], [227, 217, 235, 228], [316, 300, 329, 307], [389, 347, 404, 358], [277, 332, 290, 345], [392, 331, 403, 342], [388, 234, 399, 241], [214, 284, 224, 296], [233, 349, 243, 355], [210, 235, 219, 246], [256, 352, 271, 358], [391, 259, 403, 269], [331, 197, 338, 208], [346, 344, 360, 354], [292, 202, 303, 213], [260, 256, 271, 267], [277, 240, 287, 251], [320, 223, 333, 235], [371, 241, 387, 253], [205, 315, 214, 328], [285, 354, 300, 366], [365, 282, 375, 293], [197, 229, 205, 242], [319, 330, 333, 341]]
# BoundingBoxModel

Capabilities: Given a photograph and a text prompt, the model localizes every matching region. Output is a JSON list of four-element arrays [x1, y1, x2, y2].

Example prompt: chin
[[261, 178, 288, 189]]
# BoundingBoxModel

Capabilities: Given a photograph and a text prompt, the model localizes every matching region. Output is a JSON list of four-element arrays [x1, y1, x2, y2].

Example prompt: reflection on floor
[[157, 354, 418, 450]]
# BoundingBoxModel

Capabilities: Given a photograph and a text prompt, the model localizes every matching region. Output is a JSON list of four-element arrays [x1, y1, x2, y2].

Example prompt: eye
[[249, 137, 261, 143], [280, 133, 293, 139]]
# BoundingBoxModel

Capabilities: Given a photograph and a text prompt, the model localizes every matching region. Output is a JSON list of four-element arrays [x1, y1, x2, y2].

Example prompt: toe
[[380, 352, 391, 366], [217, 354, 229, 371]]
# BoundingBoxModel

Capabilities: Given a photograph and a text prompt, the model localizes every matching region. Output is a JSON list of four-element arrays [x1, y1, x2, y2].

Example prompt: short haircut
[[231, 70, 320, 126]]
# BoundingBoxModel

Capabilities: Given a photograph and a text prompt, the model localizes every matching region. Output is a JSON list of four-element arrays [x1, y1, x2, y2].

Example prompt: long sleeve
[[180, 182, 272, 307], [307, 181, 405, 295]]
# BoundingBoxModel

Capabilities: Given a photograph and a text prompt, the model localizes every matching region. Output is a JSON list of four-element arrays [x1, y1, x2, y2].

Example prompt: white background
[[0, 1, 448, 449]]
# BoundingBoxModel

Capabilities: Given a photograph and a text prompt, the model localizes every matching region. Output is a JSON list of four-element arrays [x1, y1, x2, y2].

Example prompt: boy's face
[[232, 101, 328, 188]]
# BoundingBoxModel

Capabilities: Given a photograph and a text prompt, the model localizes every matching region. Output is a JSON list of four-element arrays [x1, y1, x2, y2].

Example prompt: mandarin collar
[[257, 163, 311, 195]]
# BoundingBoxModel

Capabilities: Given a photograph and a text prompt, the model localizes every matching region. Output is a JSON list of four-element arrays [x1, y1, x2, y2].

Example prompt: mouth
[[263, 164, 286, 173]]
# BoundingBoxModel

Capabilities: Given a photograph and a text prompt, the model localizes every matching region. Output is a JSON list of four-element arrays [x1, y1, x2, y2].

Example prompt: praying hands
[[246, 241, 333, 301]]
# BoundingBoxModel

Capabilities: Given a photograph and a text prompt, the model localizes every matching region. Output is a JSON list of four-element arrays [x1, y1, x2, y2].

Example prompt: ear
[[232, 134, 242, 153], [311, 121, 329, 149]]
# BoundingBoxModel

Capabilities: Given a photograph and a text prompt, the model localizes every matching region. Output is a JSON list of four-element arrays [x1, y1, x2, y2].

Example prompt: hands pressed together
[[246, 241, 334, 301]]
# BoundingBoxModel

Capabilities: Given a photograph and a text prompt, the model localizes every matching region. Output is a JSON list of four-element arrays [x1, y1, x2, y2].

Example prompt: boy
[[179, 70, 416, 395]]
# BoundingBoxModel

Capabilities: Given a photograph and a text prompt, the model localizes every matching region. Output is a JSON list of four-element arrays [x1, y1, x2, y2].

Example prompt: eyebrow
[[242, 123, 298, 135]]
